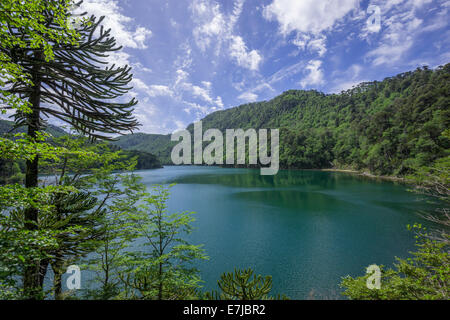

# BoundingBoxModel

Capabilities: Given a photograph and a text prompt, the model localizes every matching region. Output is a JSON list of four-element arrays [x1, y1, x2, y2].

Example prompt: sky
[[24, 0, 450, 134]]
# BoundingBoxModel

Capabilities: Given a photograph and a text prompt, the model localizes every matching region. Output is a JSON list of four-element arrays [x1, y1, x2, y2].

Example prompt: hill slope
[[112, 133, 174, 164], [0, 119, 68, 137], [117, 64, 450, 175], [0, 119, 162, 172]]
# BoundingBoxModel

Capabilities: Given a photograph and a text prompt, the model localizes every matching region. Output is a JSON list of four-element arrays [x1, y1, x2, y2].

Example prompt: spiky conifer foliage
[[5, 11, 139, 138]]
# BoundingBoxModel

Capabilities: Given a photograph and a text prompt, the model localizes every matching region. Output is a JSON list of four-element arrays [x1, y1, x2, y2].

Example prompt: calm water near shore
[[132, 165, 439, 299]]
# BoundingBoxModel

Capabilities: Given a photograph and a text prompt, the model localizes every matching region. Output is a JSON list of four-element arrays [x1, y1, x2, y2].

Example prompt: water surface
[[135, 166, 438, 299]]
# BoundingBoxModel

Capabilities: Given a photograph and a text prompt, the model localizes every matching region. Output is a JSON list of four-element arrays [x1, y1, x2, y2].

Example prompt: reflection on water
[[134, 166, 440, 299]]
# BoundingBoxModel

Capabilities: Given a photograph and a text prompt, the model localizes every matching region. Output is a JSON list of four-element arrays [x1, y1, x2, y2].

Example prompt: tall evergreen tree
[[2, 2, 139, 297]]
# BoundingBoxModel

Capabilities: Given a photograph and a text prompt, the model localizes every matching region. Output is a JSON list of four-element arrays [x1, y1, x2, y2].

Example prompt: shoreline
[[161, 164, 413, 185], [319, 168, 411, 184]]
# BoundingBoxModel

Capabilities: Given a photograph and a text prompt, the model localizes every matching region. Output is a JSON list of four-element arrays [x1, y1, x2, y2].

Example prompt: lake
[[132, 165, 438, 299]]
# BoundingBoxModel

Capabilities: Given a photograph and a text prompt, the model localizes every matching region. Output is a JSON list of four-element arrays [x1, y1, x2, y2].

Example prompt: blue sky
[[70, 0, 450, 133]]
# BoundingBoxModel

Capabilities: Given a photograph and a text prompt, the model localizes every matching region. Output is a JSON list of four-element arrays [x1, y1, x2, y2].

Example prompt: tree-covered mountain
[[112, 133, 174, 164], [0, 120, 162, 179], [115, 64, 450, 176], [108, 144, 162, 170], [0, 119, 68, 137]]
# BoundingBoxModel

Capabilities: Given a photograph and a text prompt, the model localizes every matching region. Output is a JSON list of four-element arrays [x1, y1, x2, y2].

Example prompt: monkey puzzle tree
[[206, 268, 273, 300], [0, 132, 84, 299], [0, 0, 79, 115], [1, 0, 80, 298], [1, 1, 139, 298], [41, 135, 145, 299]]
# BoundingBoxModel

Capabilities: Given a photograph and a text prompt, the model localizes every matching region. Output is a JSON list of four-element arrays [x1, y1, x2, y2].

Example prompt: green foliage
[[0, 182, 79, 298], [112, 133, 174, 164], [0, 1, 155, 299], [114, 185, 208, 300], [340, 228, 449, 300], [82, 172, 146, 300], [407, 141, 449, 241], [215, 268, 271, 300], [3, 7, 138, 139], [0, 132, 92, 298], [0, 159, 24, 185], [106, 145, 162, 170], [0, 132, 76, 162], [1, 2, 85, 296], [205, 268, 287, 300], [121, 150, 162, 170], [0, 0, 80, 115]]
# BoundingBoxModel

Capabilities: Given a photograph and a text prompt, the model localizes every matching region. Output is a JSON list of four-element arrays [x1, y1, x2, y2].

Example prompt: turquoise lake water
[[130, 166, 439, 299]]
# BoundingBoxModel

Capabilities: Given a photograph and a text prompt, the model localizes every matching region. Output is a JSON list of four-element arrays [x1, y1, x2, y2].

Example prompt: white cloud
[[292, 34, 327, 57], [170, 18, 178, 28], [263, 0, 359, 35], [191, 0, 227, 52], [174, 119, 188, 132], [175, 69, 190, 86], [360, 0, 449, 67], [191, 0, 263, 71], [79, 0, 152, 49], [131, 78, 150, 91], [174, 42, 194, 71], [132, 62, 152, 73], [106, 51, 133, 68], [131, 79, 173, 97], [76, 0, 158, 133], [300, 60, 325, 88], [229, 36, 263, 71], [192, 85, 214, 103], [234, 62, 303, 102], [331, 80, 367, 93], [238, 92, 258, 102], [184, 102, 209, 115], [366, 41, 414, 66], [363, 0, 436, 66], [182, 100, 223, 120], [133, 101, 158, 131], [412, 0, 433, 7], [202, 81, 212, 89], [215, 96, 224, 109], [263, 0, 358, 62], [171, 68, 224, 117], [269, 61, 305, 83], [148, 85, 173, 97]]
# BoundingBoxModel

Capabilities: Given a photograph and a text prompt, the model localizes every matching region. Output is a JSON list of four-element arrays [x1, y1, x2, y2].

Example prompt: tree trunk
[[23, 51, 43, 299], [38, 258, 49, 288], [51, 255, 64, 300], [158, 262, 163, 300]]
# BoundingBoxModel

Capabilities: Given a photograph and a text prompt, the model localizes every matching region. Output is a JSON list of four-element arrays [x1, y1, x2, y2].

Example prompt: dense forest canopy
[[115, 64, 450, 176]]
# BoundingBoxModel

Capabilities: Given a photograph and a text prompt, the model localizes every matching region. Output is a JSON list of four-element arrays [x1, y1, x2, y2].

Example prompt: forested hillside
[[0, 119, 68, 137], [112, 133, 174, 164], [116, 64, 450, 176], [0, 120, 162, 183]]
